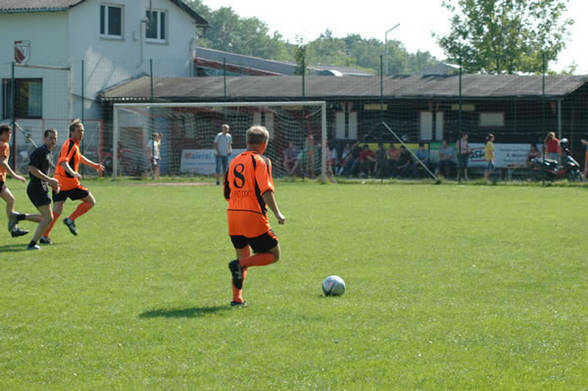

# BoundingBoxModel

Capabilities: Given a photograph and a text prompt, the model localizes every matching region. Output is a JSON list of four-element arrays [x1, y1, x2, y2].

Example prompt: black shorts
[[230, 231, 278, 253], [53, 186, 89, 202], [27, 183, 51, 208], [0, 181, 5, 192]]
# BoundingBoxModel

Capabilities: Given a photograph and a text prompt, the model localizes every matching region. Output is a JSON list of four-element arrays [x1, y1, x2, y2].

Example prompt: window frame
[[145, 8, 168, 43], [479, 112, 505, 127], [100, 3, 124, 40], [2, 78, 43, 119]]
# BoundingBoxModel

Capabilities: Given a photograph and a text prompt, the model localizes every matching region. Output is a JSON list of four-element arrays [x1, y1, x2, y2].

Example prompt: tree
[[437, 0, 574, 74]]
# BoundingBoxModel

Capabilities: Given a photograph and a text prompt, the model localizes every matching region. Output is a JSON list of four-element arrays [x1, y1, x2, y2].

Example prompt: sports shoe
[[8, 212, 18, 232], [39, 236, 53, 245], [230, 301, 248, 308], [228, 259, 243, 290], [26, 243, 40, 250], [63, 218, 78, 236], [10, 227, 29, 237]]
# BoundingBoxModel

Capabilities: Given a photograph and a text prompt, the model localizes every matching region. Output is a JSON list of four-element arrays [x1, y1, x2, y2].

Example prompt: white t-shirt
[[214, 132, 232, 156]]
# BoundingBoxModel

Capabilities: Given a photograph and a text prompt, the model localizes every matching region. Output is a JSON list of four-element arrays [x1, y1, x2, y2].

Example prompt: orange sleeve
[[57, 140, 74, 165], [255, 156, 274, 195]]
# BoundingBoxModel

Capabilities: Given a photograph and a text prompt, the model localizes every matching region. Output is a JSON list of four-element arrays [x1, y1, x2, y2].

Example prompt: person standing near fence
[[456, 133, 470, 181], [484, 133, 495, 182], [581, 138, 588, 180], [42, 119, 104, 241], [0, 124, 40, 238], [149, 132, 162, 180], [544, 132, 560, 161], [214, 124, 232, 185], [25, 129, 60, 250]]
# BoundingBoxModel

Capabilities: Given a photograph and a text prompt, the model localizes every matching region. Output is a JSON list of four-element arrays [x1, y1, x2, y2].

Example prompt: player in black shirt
[[25, 129, 60, 250]]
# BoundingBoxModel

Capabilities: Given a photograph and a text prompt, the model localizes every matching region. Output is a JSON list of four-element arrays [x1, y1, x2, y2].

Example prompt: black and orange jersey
[[54, 138, 81, 191], [0, 141, 9, 182], [224, 150, 274, 237]]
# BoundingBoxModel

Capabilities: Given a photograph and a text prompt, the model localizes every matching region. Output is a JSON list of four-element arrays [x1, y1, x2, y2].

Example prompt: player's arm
[[60, 160, 82, 179], [262, 190, 285, 224], [0, 156, 25, 182], [29, 165, 60, 191], [80, 155, 104, 173]]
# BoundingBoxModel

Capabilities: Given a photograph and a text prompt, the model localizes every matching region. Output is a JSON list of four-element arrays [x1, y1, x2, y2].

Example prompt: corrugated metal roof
[[100, 74, 588, 102]]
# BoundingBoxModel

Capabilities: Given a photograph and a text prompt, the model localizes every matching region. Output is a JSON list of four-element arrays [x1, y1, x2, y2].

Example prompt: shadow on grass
[[139, 305, 230, 319], [0, 244, 28, 253]]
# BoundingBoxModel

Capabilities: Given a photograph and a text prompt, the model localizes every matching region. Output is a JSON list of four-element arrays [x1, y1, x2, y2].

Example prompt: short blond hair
[[246, 125, 269, 145]]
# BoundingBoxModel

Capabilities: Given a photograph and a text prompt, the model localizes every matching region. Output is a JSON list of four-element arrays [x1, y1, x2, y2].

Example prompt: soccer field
[[1, 180, 587, 390]]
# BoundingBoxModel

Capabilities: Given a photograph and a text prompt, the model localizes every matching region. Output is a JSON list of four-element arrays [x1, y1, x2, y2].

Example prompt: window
[[146, 9, 167, 41], [2, 79, 43, 119], [479, 112, 504, 127], [100, 4, 123, 38]]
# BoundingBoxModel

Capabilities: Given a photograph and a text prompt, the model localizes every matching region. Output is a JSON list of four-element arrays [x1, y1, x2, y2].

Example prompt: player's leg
[[1, 185, 30, 236], [43, 198, 65, 239], [27, 204, 53, 250], [63, 188, 94, 235], [238, 232, 280, 267], [215, 155, 221, 185], [230, 246, 251, 305]]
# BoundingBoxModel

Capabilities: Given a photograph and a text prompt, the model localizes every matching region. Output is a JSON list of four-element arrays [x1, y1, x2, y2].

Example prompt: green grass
[[1, 179, 587, 390]]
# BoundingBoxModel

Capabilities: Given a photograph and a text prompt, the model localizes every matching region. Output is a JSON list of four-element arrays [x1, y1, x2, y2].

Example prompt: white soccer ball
[[322, 275, 346, 296]]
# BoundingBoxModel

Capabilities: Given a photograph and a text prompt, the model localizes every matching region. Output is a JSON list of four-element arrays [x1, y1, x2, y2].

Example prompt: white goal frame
[[112, 101, 328, 182]]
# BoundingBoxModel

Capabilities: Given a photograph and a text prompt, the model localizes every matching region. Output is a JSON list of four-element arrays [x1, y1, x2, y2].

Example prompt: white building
[[0, 0, 206, 160]]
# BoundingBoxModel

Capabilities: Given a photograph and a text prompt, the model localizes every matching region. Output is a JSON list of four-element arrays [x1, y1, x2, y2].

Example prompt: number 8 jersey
[[224, 150, 275, 237]]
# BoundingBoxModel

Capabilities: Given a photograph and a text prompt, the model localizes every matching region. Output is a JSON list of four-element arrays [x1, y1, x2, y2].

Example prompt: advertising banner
[[180, 149, 245, 175]]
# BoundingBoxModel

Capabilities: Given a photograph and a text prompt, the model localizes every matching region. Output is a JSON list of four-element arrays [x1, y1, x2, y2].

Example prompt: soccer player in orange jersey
[[42, 119, 104, 241], [224, 125, 286, 307], [0, 124, 42, 238]]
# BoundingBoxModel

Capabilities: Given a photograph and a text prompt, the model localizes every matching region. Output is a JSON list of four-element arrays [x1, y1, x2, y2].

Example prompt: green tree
[[437, 0, 573, 74]]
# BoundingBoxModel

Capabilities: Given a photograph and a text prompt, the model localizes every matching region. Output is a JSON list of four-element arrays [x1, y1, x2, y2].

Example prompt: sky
[[201, 0, 588, 74]]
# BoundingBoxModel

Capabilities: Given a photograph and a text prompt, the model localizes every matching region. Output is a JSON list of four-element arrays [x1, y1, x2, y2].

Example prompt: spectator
[[526, 144, 541, 167], [387, 144, 400, 177], [396, 145, 413, 178], [581, 138, 588, 180], [301, 133, 316, 178], [375, 142, 388, 178], [282, 141, 300, 176], [435, 139, 455, 178], [359, 144, 376, 177], [336, 143, 352, 175], [484, 133, 495, 182], [214, 124, 232, 185], [456, 133, 470, 181], [544, 131, 560, 161], [414, 142, 432, 178], [342, 143, 361, 177]]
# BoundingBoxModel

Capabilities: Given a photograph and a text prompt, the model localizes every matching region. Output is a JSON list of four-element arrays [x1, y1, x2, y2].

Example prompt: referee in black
[[26, 128, 60, 250]]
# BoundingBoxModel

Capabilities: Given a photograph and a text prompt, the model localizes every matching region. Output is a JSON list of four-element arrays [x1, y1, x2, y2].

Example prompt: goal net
[[112, 101, 328, 182]]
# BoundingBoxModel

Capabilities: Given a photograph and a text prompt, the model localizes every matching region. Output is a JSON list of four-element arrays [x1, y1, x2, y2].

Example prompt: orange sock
[[232, 267, 248, 302], [239, 253, 275, 268], [43, 211, 60, 238], [70, 201, 93, 221]]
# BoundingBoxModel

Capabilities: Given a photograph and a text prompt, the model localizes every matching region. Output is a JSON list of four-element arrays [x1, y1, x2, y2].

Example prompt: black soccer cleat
[[63, 218, 78, 236], [10, 227, 29, 238], [39, 236, 53, 245], [26, 243, 40, 250], [230, 301, 248, 308], [228, 259, 243, 290]]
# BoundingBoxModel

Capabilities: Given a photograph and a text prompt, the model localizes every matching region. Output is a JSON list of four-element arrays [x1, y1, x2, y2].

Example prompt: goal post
[[112, 101, 328, 182]]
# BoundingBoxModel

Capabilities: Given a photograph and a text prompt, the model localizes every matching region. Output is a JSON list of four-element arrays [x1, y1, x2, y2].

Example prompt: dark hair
[[44, 128, 57, 137], [0, 124, 11, 134], [418, 142, 425, 147]]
